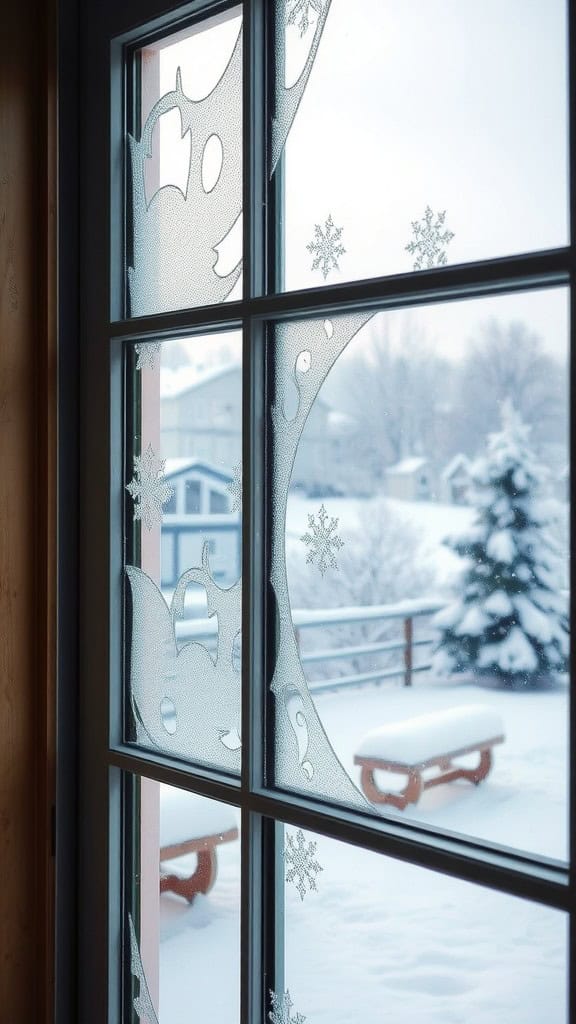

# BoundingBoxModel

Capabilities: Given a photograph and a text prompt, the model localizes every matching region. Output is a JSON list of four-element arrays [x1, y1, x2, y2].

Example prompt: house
[[385, 456, 432, 501], [442, 454, 473, 505], [161, 459, 240, 587], [161, 362, 367, 496]]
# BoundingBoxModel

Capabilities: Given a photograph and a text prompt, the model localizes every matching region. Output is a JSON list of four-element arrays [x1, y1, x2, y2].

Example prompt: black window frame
[[72, 1, 576, 1022]]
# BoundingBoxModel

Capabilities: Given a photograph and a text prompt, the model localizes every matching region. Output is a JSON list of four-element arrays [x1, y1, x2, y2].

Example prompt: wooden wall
[[0, 4, 56, 1021]]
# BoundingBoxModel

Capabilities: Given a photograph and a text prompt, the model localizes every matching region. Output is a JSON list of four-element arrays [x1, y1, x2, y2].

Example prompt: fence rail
[[175, 597, 446, 691]]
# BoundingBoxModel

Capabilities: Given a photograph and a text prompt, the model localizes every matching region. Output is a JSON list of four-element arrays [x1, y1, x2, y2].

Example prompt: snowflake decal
[[126, 444, 174, 530], [300, 503, 344, 575], [285, 829, 323, 900], [134, 341, 161, 371], [286, 0, 324, 36], [306, 214, 346, 280], [269, 989, 306, 1024], [227, 462, 242, 512], [405, 205, 454, 270]]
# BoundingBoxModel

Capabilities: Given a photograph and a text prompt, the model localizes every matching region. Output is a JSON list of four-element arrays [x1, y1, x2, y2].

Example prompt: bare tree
[[453, 319, 565, 456], [341, 318, 452, 483]]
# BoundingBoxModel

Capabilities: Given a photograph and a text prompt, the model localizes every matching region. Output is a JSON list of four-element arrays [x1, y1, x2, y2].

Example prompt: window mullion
[[242, 2, 269, 1023]]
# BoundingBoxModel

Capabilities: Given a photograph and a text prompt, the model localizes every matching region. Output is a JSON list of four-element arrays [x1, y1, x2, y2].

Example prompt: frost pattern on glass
[[129, 5, 331, 313], [126, 542, 241, 768], [135, 342, 162, 370], [128, 35, 243, 315], [128, 913, 160, 1024], [227, 462, 242, 512], [306, 214, 346, 279], [300, 502, 344, 575], [126, 444, 174, 530], [271, 313, 376, 808], [405, 205, 455, 270], [272, 0, 332, 172], [269, 989, 306, 1024], [286, 0, 324, 37], [285, 828, 323, 900]]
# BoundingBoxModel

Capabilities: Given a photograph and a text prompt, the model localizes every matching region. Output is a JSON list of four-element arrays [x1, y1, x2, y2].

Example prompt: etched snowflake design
[[134, 341, 161, 371], [269, 989, 306, 1024], [300, 503, 344, 575], [126, 444, 174, 530], [227, 462, 242, 512], [286, 0, 324, 36], [285, 828, 323, 900], [306, 214, 346, 280], [405, 206, 454, 270]]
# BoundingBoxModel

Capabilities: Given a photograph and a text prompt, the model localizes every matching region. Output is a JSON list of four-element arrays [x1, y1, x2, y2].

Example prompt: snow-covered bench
[[159, 786, 239, 902], [354, 705, 505, 810]]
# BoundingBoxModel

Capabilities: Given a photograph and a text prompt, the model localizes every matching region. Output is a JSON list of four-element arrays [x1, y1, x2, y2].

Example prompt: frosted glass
[[271, 290, 569, 860], [281, 827, 568, 1024], [128, 779, 240, 1024], [125, 334, 242, 773], [278, 0, 568, 291]]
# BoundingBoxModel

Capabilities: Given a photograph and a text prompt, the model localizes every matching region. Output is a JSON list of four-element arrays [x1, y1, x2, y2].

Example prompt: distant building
[[161, 364, 242, 468], [161, 361, 368, 496], [385, 457, 432, 501], [161, 459, 240, 588], [441, 454, 472, 505]]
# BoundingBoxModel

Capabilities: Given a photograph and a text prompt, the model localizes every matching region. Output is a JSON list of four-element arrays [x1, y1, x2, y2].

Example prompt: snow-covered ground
[[157, 677, 569, 1024], [154, 491, 569, 1023]]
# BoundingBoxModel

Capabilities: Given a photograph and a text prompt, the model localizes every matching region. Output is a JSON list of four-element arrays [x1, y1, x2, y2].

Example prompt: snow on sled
[[159, 786, 238, 903], [354, 705, 505, 810]]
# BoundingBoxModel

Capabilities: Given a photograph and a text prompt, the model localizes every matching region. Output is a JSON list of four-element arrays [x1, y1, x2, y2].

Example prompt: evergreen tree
[[433, 402, 569, 688]]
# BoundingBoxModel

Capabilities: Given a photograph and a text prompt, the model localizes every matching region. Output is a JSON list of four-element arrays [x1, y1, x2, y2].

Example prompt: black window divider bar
[[107, 746, 569, 911], [108, 246, 572, 340]]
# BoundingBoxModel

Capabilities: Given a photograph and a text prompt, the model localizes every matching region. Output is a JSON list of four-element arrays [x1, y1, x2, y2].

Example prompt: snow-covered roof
[[386, 456, 428, 476], [442, 454, 471, 480], [160, 361, 241, 399], [164, 457, 233, 483]]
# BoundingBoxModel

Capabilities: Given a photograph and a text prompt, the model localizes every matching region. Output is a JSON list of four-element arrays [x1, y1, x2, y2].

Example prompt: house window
[[184, 479, 202, 514], [209, 489, 229, 513], [77, 2, 572, 1022]]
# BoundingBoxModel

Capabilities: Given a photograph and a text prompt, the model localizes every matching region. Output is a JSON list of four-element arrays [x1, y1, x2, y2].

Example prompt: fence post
[[403, 616, 413, 686]]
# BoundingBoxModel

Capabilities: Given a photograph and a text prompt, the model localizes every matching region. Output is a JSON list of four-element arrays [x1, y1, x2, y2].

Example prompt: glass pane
[[278, 825, 568, 1024], [276, 0, 568, 291], [270, 289, 569, 860], [127, 9, 243, 316], [124, 333, 242, 772], [126, 776, 240, 1023]]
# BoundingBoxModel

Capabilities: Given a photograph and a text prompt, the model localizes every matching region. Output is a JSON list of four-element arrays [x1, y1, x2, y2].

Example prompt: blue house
[[161, 458, 240, 588]]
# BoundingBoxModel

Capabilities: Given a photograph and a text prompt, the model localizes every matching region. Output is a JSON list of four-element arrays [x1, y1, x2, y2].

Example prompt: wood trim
[[0, 3, 57, 1021]]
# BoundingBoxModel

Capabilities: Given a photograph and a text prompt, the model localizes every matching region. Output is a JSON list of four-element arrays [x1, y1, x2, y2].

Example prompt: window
[[77, 2, 572, 1022], [184, 479, 202, 514]]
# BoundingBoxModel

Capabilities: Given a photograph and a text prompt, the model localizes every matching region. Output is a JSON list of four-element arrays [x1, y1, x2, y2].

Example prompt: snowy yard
[[157, 677, 569, 1024]]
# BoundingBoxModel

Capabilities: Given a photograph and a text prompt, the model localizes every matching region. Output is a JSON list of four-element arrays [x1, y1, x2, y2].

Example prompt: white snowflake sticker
[[126, 444, 174, 530], [405, 205, 454, 270], [306, 214, 346, 280], [286, 0, 324, 36], [285, 828, 323, 900], [300, 503, 344, 575], [134, 341, 161, 371], [227, 462, 242, 512], [269, 989, 306, 1024]]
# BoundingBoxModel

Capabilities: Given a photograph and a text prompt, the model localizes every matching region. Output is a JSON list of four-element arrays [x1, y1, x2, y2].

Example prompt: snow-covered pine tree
[[433, 401, 569, 688]]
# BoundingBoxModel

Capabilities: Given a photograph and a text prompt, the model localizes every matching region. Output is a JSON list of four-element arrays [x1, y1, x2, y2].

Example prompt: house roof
[[386, 456, 428, 476], [442, 453, 471, 480], [164, 458, 234, 484], [161, 361, 241, 399]]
